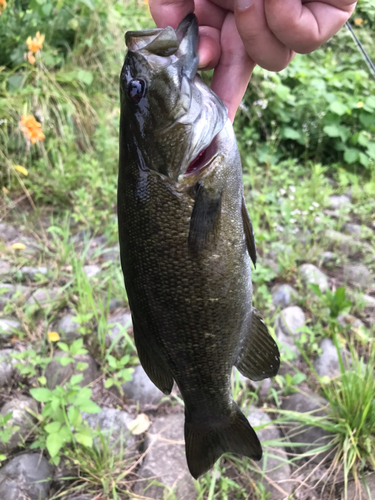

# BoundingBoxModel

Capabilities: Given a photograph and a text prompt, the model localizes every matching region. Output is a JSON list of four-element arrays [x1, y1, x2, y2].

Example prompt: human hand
[[149, 0, 356, 122]]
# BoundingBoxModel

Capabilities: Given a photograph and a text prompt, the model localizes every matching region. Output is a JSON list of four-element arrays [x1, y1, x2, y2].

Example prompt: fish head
[[121, 14, 228, 179]]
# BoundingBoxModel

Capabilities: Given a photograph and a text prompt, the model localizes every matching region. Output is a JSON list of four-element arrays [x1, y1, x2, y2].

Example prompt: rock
[[0, 396, 38, 453], [122, 364, 165, 406], [56, 314, 80, 342], [314, 338, 350, 379], [0, 349, 17, 388], [0, 284, 30, 312], [272, 284, 297, 308], [363, 294, 375, 310], [0, 260, 11, 276], [82, 407, 138, 457], [0, 223, 18, 242], [344, 473, 375, 500], [247, 406, 292, 499], [108, 298, 126, 312], [343, 264, 373, 290], [45, 352, 100, 389], [106, 312, 132, 353], [83, 265, 101, 279], [337, 314, 365, 331], [263, 259, 279, 275], [275, 306, 306, 357], [281, 392, 334, 464], [20, 266, 48, 281], [325, 230, 362, 256], [343, 223, 362, 236], [251, 378, 272, 401], [27, 287, 60, 306], [299, 264, 329, 293], [329, 195, 350, 210], [0, 318, 22, 341], [102, 246, 120, 263], [0, 453, 52, 500], [133, 412, 196, 500], [321, 251, 336, 265]]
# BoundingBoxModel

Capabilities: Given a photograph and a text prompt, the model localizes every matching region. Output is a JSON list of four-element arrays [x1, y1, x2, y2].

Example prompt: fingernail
[[235, 0, 253, 10]]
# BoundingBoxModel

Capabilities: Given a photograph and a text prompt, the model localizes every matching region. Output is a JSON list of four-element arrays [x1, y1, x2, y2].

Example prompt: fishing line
[[345, 21, 375, 80]]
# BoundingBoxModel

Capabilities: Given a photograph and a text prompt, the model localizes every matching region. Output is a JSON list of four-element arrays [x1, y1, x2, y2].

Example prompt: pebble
[[27, 287, 60, 306], [0, 349, 17, 388], [45, 352, 100, 389], [329, 195, 350, 210], [106, 312, 132, 353], [344, 473, 375, 500], [0, 223, 18, 242], [275, 306, 306, 357], [343, 223, 362, 236], [133, 412, 196, 500], [247, 406, 292, 499], [0, 318, 22, 341], [299, 263, 329, 293], [83, 265, 101, 279], [0, 453, 52, 500], [281, 392, 334, 464], [314, 338, 350, 379], [108, 297, 126, 311], [20, 266, 48, 281], [343, 264, 373, 290], [0, 260, 11, 276], [0, 396, 38, 453], [325, 230, 361, 256], [321, 251, 336, 265], [102, 245, 120, 263], [56, 314, 81, 342], [363, 294, 375, 310], [272, 284, 297, 308], [337, 314, 365, 331], [122, 364, 165, 405], [82, 407, 138, 457]]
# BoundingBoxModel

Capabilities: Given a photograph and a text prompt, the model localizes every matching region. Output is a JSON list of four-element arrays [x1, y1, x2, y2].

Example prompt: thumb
[[149, 0, 195, 29]]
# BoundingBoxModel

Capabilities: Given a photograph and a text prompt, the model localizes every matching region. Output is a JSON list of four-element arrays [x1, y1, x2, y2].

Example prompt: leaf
[[30, 388, 52, 402], [47, 331, 60, 342], [14, 165, 28, 176], [127, 413, 150, 435], [77, 400, 101, 414], [359, 153, 370, 168], [68, 406, 82, 427], [11, 243, 26, 250], [79, 0, 94, 10], [44, 422, 62, 434], [281, 127, 301, 140], [77, 70, 93, 86], [46, 432, 64, 457], [75, 431, 93, 448], [344, 148, 360, 164], [329, 101, 347, 116], [309, 283, 322, 298], [292, 373, 306, 385], [70, 374, 83, 386]]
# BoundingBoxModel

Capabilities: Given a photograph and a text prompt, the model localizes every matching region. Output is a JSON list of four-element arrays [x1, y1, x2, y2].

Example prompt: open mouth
[[185, 135, 219, 176]]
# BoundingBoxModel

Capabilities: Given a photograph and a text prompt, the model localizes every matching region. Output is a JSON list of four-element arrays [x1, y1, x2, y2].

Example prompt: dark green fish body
[[118, 14, 280, 479]]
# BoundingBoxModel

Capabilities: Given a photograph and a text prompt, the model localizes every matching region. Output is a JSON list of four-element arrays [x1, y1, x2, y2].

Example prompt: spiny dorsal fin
[[236, 309, 280, 381], [241, 196, 257, 267]]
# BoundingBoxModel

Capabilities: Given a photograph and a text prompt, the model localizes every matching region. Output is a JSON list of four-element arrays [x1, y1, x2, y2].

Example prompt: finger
[[210, 13, 256, 122], [198, 26, 221, 69], [149, 0, 194, 28], [234, 0, 295, 71], [265, 0, 357, 53]]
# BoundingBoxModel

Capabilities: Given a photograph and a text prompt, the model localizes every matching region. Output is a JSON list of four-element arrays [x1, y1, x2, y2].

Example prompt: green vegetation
[[0, 0, 374, 498]]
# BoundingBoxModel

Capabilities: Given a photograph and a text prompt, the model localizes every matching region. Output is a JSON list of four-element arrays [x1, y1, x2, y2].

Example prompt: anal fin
[[236, 309, 280, 381]]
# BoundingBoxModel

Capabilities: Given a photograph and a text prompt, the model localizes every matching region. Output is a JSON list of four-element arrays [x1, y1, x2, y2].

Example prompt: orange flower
[[26, 32, 45, 53], [354, 18, 363, 26], [27, 51, 36, 65], [0, 0, 6, 14], [19, 115, 45, 145]]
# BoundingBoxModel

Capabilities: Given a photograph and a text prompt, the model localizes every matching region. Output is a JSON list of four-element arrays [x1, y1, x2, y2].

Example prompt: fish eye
[[128, 79, 146, 103]]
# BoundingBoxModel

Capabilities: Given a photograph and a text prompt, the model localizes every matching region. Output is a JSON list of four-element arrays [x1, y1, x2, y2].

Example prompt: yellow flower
[[26, 32, 45, 53], [354, 18, 363, 26], [357, 101, 364, 108], [2, 186, 9, 194], [19, 114, 45, 145], [14, 165, 28, 176], [11, 243, 26, 250], [27, 51, 36, 65], [47, 331, 60, 342], [0, 0, 7, 14]]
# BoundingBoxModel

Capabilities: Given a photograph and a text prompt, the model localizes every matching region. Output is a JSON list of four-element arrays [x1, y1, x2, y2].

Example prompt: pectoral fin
[[188, 183, 221, 254], [242, 196, 257, 267], [236, 309, 280, 381]]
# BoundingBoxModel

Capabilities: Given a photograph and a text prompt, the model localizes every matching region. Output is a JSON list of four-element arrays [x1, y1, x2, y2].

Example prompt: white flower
[[290, 218, 296, 224], [312, 202, 320, 208], [289, 186, 296, 193], [279, 188, 286, 196], [289, 195, 295, 201]]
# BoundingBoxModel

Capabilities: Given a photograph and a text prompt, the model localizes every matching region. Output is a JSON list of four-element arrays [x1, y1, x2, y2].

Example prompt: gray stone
[[247, 406, 292, 499], [344, 473, 375, 500], [0, 223, 18, 242], [0, 453, 52, 500], [275, 306, 306, 357], [45, 352, 100, 389], [343, 264, 373, 290], [133, 412, 196, 500], [20, 266, 48, 281], [321, 251, 336, 265], [0, 260, 11, 275], [82, 407, 138, 457], [363, 294, 375, 310], [0, 284, 30, 312], [0, 349, 17, 387], [102, 245, 120, 263], [272, 284, 297, 308], [343, 223, 362, 236], [263, 259, 279, 275], [314, 338, 350, 379], [281, 392, 334, 464], [299, 264, 329, 293], [325, 230, 362, 256], [27, 287, 60, 306], [0, 396, 38, 453], [329, 195, 350, 210], [106, 312, 132, 353], [122, 364, 165, 405], [0, 318, 22, 341], [337, 314, 365, 331], [108, 298, 126, 312], [83, 265, 101, 278], [56, 314, 80, 342]]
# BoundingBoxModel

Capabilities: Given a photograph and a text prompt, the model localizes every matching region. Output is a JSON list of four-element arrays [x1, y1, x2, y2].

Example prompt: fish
[[118, 13, 280, 479]]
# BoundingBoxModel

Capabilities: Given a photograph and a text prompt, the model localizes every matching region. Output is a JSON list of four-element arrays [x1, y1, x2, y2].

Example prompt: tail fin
[[185, 403, 262, 479]]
